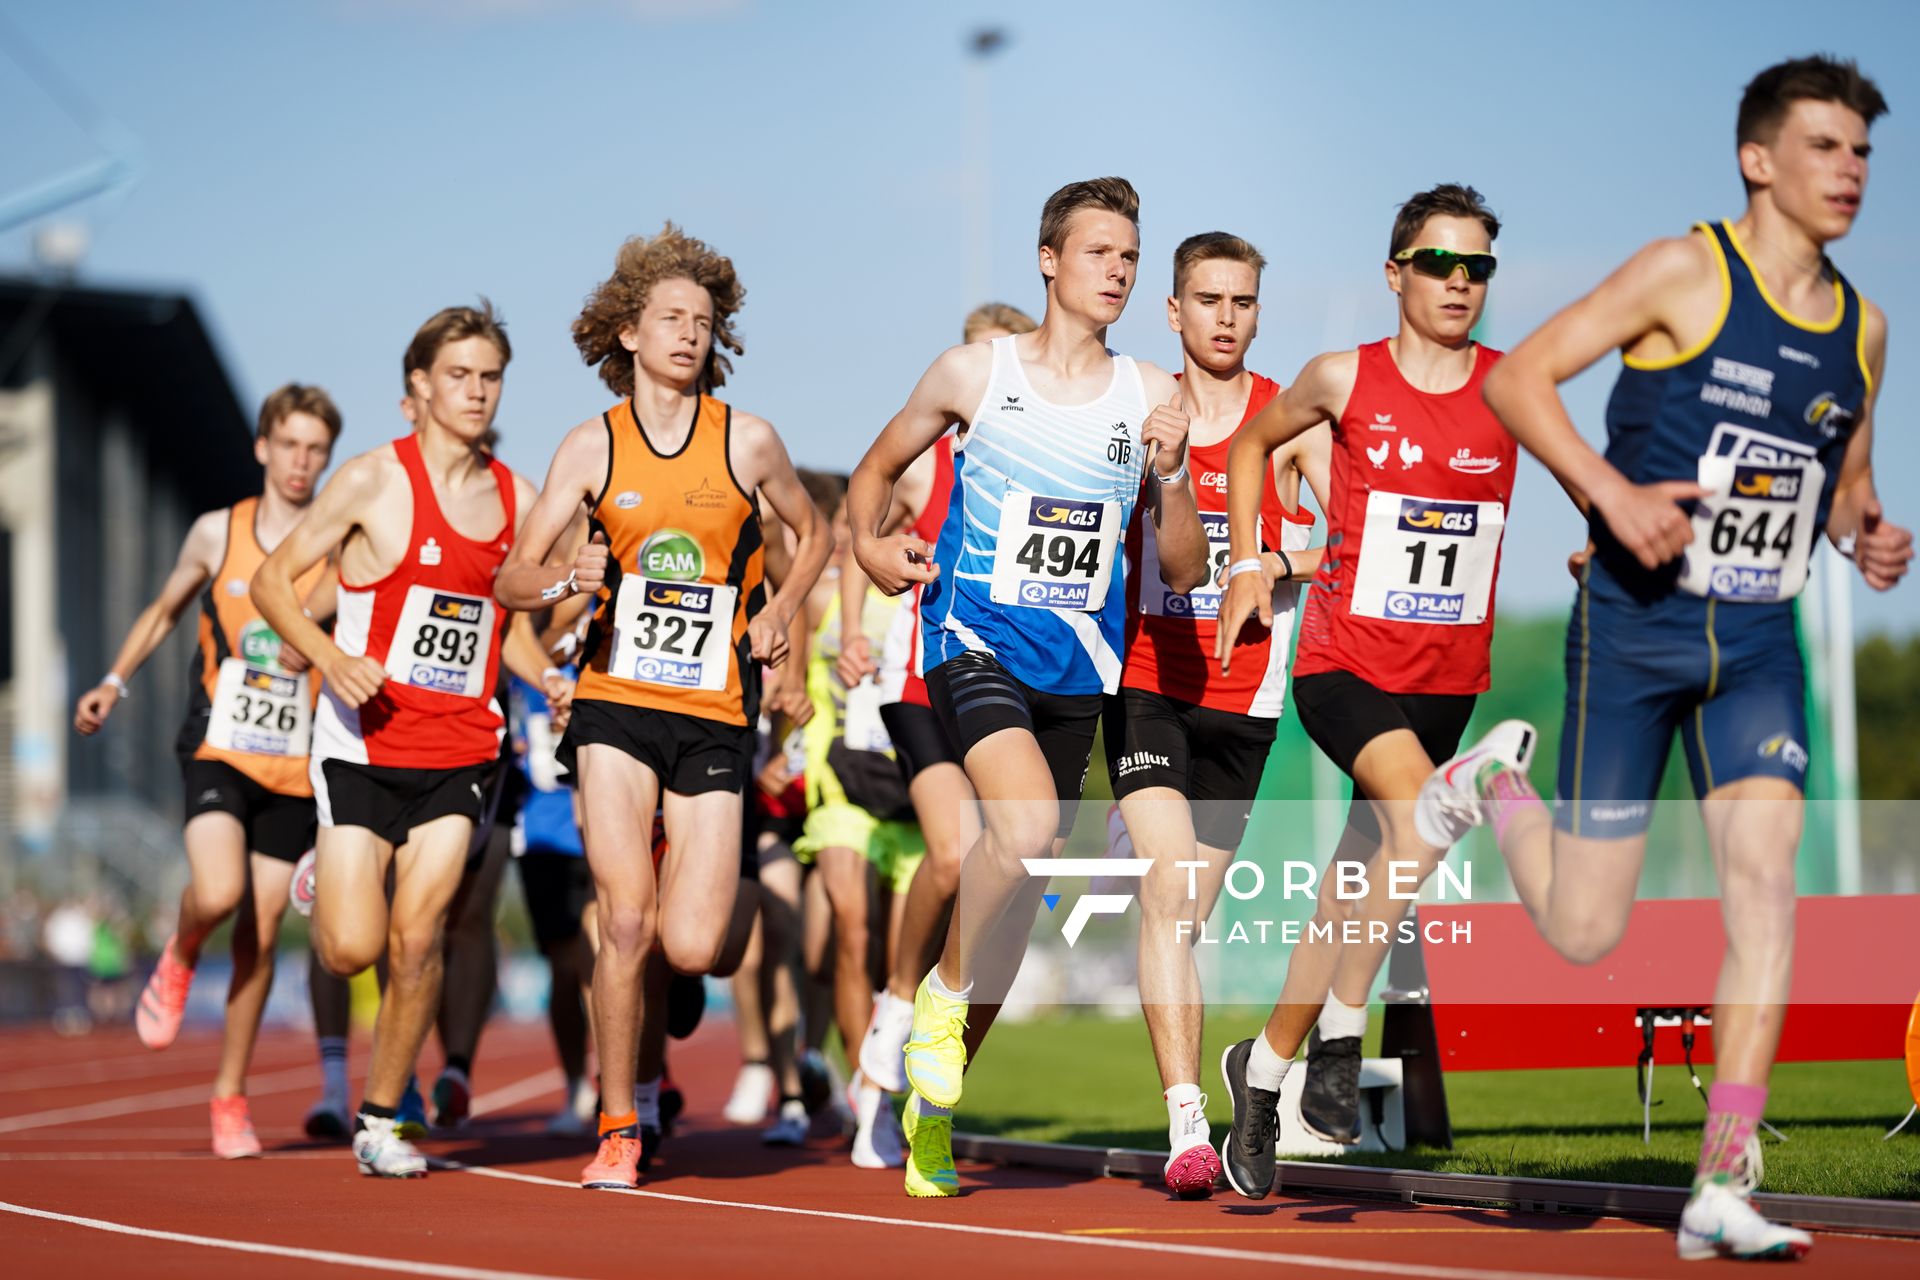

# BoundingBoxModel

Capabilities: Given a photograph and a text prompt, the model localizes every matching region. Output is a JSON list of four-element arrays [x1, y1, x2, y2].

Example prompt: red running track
[[0, 1019, 1912, 1279]]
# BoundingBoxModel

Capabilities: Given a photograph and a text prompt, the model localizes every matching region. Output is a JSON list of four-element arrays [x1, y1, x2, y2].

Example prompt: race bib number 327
[[609, 576, 736, 691], [1350, 492, 1505, 626], [989, 494, 1120, 612]]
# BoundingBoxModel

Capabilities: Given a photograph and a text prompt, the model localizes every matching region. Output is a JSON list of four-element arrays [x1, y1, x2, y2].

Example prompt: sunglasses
[[1393, 246, 1498, 283]]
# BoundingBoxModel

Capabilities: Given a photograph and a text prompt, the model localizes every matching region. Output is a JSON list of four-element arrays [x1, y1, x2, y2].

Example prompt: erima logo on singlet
[[1030, 497, 1103, 528], [643, 582, 713, 612], [1732, 466, 1801, 501], [1000, 396, 1024, 412], [1397, 499, 1477, 536], [419, 538, 442, 566], [430, 594, 484, 625]]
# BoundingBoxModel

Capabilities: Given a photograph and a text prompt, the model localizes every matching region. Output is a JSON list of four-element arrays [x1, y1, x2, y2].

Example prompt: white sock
[[1319, 994, 1368, 1041], [1247, 1034, 1292, 1093], [567, 1076, 594, 1118], [1165, 1082, 1202, 1132], [634, 1076, 661, 1127], [928, 968, 973, 1002]]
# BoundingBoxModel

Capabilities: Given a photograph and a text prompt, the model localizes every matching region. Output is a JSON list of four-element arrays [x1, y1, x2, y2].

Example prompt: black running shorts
[[879, 699, 960, 781], [1102, 688, 1278, 850], [314, 758, 496, 846], [560, 698, 754, 796], [181, 758, 316, 863], [1290, 668, 1477, 843], [925, 650, 1102, 835]]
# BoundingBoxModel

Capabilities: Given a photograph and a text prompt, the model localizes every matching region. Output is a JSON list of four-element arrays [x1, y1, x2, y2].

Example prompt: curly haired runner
[[496, 224, 829, 1191]]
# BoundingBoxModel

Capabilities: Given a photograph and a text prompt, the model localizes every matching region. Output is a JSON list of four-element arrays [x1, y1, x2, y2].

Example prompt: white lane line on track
[[0, 1049, 314, 1095], [0, 1199, 591, 1280], [469, 1067, 562, 1117], [433, 1159, 1640, 1280], [0, 1065, 316, 1135], [0, 1150, 344, 1161]]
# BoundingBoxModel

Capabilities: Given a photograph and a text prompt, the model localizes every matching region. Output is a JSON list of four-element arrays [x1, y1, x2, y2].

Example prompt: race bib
[[1678, 455, 1823, 602], [1141, 512, 1233, 619], [1350, 492, 1505, 625], [842, 677, 893, 753], [206, 659, 311, 757], [384, 588, 496, 698], [609, 576, 736, 692], [989, 493, 1120, 612]]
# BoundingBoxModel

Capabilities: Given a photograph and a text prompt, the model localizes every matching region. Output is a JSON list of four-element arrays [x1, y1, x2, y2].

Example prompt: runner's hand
[[836, 633, 876, 687], [1567, 540, 1595, 582], [1141, 394, 1190, 478], [1593, 479, 1703, 570], [543, 671, 576, 734], [763, 667, 813, 726], [1856, 499, 1915, 590], [573, 531, 611, 596], [757, 753, 792, 798], [854, 532, 937, 597], [1214, 569, 1272, 675], [279, 644, 313, 675], [74, 685, 121, 736], [749, 611, 791, 667], [323, 654, 387, 709]]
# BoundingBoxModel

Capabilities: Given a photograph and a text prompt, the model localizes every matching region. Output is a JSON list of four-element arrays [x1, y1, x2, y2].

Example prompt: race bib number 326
[[384, 588, 496, 698], [207, 660, 311, 756], [1350, 492, 1505, 626], [989, 494, 1120, 612]]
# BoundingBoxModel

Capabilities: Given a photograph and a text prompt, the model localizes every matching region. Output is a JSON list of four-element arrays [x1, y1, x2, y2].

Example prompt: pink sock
[[1697, 1082, 1767, 1187], [1485, 768, 1545, 843]]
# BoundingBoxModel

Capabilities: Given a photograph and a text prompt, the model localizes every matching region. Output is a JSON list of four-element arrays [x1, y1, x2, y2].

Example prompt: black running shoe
[[667, 973, 707, 1040], [1218, 1038, 1279, 1200], [1298, 1028, 1363, 1145], [638, 1122, 663, 1173], [660, 1075, 685, 1136]]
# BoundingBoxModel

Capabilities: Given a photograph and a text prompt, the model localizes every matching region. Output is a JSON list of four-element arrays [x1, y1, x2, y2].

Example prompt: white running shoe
[[1416, 718, 1538, 848], [289, 848, 317, 919], [1164, 1094, 1221, 1199], [352, 1114, 427, 1178], [857, 991, 914, 1095], [1677, 1181, 1812, 1261], [723, 1062, 774, 1126], [763, 1099, 809, 1147], [850, 1073, 905, 1169]]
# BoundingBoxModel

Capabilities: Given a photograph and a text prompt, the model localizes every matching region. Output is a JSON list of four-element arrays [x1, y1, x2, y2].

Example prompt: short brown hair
[[574, 223, 746, 397], [1173, 232, 1266, 296], [796, 467, 847, 519], [962, 302, 1036, 343], [1037, 177, 1140, 259], [1388, 184, 1500, 258], [1737, 56, 1886, 193], [257, 383, 342, 443], [403, 300, 511, 394]]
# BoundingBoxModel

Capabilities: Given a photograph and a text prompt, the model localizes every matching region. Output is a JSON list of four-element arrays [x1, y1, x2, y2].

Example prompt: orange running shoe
[[136, 936, 194, 1050], [210, 1095, 262, 1159], [580, 1128, 642, 1191]]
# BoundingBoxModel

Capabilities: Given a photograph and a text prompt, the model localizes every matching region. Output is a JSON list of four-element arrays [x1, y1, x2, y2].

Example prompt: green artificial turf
[[951, 1012, 1920, 1201]]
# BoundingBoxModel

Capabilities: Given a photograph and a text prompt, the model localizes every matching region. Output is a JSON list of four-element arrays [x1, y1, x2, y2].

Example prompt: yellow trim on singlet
[[1696, 599, 1720, 793], [1621, 223, 1731, 372], [1572, 564, 1592, 837], [1722, 219, 1844, 334], [1856, 290, 1876, 395]]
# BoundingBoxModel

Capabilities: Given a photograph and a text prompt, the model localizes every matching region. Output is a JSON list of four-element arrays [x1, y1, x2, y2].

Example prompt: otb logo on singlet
[[638, 529, 705, 580]]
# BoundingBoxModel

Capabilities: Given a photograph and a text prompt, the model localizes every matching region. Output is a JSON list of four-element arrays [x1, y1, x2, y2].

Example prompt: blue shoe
[[396, 1076, 428, 1140]]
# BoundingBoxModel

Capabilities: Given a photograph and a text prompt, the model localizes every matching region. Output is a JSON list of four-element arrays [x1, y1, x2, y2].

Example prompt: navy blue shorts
[[1555, 562, 1809, 839]]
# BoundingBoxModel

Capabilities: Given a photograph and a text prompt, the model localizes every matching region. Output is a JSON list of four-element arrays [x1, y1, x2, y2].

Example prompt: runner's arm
[[848, 345, 984, 596], [495, 422, 605, 611], [739, 414, 828, 669], [839, 448, 931, 685], [1137, 362, 1207, 594], [1269, 422, 1331, 582], [73, 509, 223, 734], [252, 456, 389, 708], [1481, 237, 1712, 569], [1825, 302, 1911, 589], [276, 559, 340, 676]]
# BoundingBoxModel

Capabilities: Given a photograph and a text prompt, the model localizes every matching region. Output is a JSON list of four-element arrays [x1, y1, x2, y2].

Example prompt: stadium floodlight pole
[[0, 13, 141, 234], [962, 26, 1009, 311], [1823, 542, 1862, 895]]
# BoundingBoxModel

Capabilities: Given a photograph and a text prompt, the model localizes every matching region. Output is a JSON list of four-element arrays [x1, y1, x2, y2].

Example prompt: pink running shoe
[[580, 1129, 642, 1191], [1164, 1141, 1222, 1199], [135, 936, 194, 1050], [210, 1095, 262, 1159]]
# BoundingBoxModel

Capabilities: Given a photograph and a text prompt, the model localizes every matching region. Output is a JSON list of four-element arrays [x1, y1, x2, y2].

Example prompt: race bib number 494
[[609, 576, 736, 691], [384, 588, 495, 698], [1350, 493, 1505, 626], [989, 494, 1120, 612]]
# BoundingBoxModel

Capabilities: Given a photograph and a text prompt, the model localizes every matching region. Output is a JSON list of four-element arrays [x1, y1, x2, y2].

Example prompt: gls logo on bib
[[1031, 497, 1104, 528], [1397, 499, 1478, 536]]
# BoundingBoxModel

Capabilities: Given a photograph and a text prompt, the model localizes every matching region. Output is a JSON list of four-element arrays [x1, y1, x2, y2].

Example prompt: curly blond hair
[[573, 223, 746, 396]]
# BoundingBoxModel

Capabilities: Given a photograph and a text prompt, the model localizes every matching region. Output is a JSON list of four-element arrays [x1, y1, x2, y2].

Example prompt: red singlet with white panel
[[878, 435, 954, 710], [311, 434, 515, 769], [1292, 339, 1514, 695], [1121, 374, 1313, 717]]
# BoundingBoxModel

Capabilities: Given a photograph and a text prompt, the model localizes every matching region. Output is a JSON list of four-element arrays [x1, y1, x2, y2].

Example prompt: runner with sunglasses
[[1213, 183, 1515, 1201], [1423, 56, 1908, 1261]]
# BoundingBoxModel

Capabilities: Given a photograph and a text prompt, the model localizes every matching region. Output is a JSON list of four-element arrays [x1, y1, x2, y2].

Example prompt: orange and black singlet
[[178, 497, 329, 795], [574, 395, 767, 727]]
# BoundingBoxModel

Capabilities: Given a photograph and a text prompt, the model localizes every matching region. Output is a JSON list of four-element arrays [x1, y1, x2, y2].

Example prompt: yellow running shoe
[[903, 974, 968, 1108], [901, 1091, 958, 1198]]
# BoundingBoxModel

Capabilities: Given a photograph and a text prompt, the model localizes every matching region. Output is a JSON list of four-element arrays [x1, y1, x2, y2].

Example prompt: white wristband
[[102, 673, 129, 698], [540, 570, 578, 603], [1154, 458, 1188, 485], [541, 666, 565, 684], [1227, 558, 1265, 581]]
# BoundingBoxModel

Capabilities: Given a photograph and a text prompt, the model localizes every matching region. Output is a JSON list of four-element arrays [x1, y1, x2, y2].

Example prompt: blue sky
[[5, 0, 1916, 632]]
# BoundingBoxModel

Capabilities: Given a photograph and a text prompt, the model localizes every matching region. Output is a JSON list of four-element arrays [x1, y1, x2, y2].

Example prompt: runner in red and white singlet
[[253, 303, 545, 1180], [845, 304, 1033, 1116], [1214, 186, 1514, 1200], [1103, 234, 1329, 1198]]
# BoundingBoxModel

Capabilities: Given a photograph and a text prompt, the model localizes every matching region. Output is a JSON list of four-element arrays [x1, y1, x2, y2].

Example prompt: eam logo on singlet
[[237, 620, 283, 669], [639, 529, 704, 581]]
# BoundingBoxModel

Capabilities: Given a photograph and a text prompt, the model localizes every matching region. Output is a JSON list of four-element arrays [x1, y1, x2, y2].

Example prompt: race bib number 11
[[1350, 492, 1505, 625], [989, 493, 1120, 612]]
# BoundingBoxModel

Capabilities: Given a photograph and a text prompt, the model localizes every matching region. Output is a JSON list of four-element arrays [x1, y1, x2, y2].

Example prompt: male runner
[[849, 177, 1206, 1197], [76, 385, 340, 1158], [845, 303, 1035, 1100], [1110, 233, 1327, 1196], [254, 302, 543, 1178], [1424, 57, 1908, 1261], [1214, 184, 1516, 1200], [495, 224, 827, 1191]]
